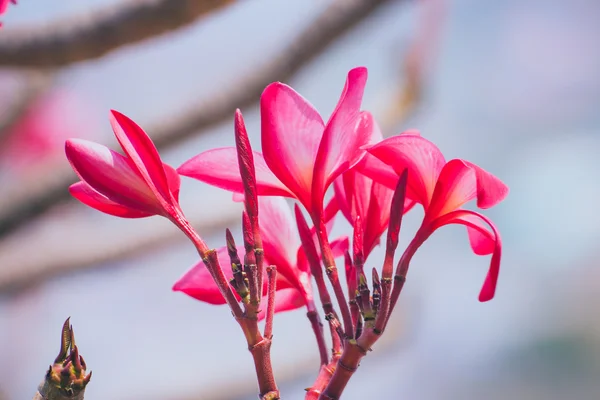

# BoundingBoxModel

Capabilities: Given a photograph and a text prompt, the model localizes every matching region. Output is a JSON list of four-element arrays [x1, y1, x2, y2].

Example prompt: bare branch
[[0, 202, 241, 296], [0, 0, 236, 68], [0, 0, 393, 239]]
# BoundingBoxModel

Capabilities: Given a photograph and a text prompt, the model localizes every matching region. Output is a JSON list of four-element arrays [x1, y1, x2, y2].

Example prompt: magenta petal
[[430, 210, 502, 302], [173, 247, 237, 304], [464, 160, 509, 209], [426, 159, 509, 220], [261, 82, 325, 210], [109, 110, 172, 202], [257, 287, 306, 321], [258, 197, 301, 285], [312, 68, 369, 206], [69, 182, 152, 218], [65, 139, 163, 215], [364, 181, 395, 257], [178, 147, 293, 197], [366, 134, 446, 208], [330, 236, 350, 258], [164, 163, 181, 202]]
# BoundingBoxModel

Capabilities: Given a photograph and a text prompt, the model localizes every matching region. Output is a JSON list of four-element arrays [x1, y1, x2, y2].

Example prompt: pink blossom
[[65, 110, 182, 221], [364, 132, 508, 301]]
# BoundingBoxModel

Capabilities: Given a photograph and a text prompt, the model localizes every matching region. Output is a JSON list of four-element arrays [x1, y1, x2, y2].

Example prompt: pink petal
[[65, 139, 164, 215], [109, 111, 173, 204], [312, 68, 369, 207], [0, 0, 9, 14], [69, 182, 152, 218], [330, 236, 350, 258], [366, 134, 446, 209], [363, 181, 395, 257], [323, 196, 340, 224], [164, 164, 181, 202], [260, 82, 325, 210], [178, 147, 293, 197], [257, 288, 306, 321], [430, 210, 502, 302], [465, 160, 510, 209], [173, 247, 237, 304], [426, 159, 509, 221], [258, 197, 301, 286]]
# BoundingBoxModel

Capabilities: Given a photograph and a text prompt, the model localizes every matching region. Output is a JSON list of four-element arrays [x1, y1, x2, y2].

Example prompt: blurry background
[[1, 0, 599, 399]]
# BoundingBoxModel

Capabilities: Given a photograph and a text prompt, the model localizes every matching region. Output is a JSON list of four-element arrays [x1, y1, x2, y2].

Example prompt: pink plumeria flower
[[334, 120, 416, 258], [173, 196, 348, 318], [65, 110, 183, 221], [363, 132, 509, 301], [178, 67, 372, 220]]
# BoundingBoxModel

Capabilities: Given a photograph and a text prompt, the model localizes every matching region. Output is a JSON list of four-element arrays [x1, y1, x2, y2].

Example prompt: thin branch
[[0, 204, 241, 297], [0, 0, 393, 239], [0, 0, 236, 68]]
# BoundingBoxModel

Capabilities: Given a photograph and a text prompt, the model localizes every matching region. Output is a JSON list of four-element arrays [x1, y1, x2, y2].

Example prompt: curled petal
[[429, 210, 502, 302], [109, 110, 172, 203], [426, 159, 509, 221], [257, 288, 306, 321], [366, 134, 446, 208], [261, 82, 325, 210], [172, 248, 237, 305], [65, 139, 164, 215], [178, 147, 293, 197], [69, 182, 152, 218], [312, 68, 369, 207]]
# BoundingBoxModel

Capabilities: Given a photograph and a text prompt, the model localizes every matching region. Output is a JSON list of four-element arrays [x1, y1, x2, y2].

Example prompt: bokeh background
[[1, 0, 599, 399]]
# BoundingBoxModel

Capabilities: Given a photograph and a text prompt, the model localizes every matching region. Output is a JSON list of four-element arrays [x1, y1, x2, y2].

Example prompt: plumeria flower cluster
[[65, 67, 507, 399]]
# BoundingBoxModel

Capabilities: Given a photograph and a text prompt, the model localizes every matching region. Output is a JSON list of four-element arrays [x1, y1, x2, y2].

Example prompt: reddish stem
[[306, 308, 329, 366], [305, 354, 341, 400], [313, 216, 354, 340], [175, 213, 278, 398], [264, 266, 277, 339]]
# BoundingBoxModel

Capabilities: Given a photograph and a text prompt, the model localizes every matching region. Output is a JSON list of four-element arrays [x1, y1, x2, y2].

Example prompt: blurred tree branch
[[0, 0, 236, 68], [0, 206, 241, 296], [0, 0, 395, 239]]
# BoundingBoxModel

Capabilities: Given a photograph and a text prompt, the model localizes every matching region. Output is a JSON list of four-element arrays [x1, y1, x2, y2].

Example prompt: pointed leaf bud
[[234, 109, 258, 218], [39, 318, 91, 399], [383, 168, 408, 278]]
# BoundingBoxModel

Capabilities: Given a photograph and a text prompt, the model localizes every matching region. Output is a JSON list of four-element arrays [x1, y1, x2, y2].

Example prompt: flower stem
[[306, 305, 329, 366], [34, 381, 86, 400], [176, 217, 278, 397], [264, 266, 277, 339], [305, 354, 341, 400], [313, 217, 354, 340]]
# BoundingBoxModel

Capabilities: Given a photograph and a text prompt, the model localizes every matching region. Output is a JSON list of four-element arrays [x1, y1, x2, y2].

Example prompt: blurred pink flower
[[0, 90, 96, 176]]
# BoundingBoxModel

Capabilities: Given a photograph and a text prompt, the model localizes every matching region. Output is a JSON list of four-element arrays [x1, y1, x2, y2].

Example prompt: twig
[[0, 204, 241, 297], [0, 0, 394, 240], [0, 0, 236, 68]]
